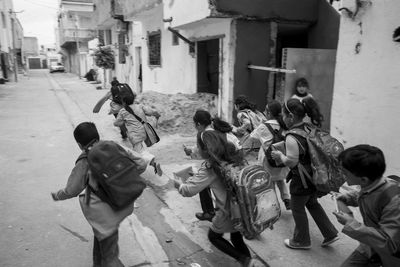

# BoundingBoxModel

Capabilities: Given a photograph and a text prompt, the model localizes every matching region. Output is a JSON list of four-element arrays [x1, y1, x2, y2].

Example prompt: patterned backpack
[[288, 123, 346, 196]]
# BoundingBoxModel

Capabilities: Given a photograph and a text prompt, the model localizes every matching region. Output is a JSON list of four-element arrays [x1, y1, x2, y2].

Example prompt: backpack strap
[[125, 106, 145, 124], [265, 123, 276, 136]]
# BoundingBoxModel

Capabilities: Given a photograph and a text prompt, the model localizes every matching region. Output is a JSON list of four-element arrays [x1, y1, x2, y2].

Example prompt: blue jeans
[[93, 230, 124, 267], [291, 194, 338, 244]]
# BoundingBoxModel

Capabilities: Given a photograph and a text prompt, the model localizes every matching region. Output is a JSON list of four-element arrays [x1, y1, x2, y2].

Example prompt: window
[[148, 30, 161, 66], [1, 12, 6, 28], [118, 33, 126, 64]]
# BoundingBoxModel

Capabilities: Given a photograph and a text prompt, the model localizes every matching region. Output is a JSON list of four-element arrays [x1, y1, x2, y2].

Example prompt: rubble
[[136, 91, 218, 135]]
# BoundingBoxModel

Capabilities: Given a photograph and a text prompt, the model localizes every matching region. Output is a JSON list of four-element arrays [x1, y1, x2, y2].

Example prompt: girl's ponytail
[[212, 117, 233, 133], [267, 100, 288, 130], [302, 97, 323, 127]]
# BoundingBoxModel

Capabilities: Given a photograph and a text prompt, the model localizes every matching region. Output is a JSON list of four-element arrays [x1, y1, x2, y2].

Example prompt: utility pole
[[9, 9, 18, 82]]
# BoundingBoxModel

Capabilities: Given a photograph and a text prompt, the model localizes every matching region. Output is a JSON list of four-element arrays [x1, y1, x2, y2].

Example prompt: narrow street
[[0, 71, 360, 267]]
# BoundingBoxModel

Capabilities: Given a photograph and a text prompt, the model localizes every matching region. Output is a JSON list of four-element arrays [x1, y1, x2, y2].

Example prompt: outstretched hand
[[172, 178, 182, 190], [333, 211, 354, 225]]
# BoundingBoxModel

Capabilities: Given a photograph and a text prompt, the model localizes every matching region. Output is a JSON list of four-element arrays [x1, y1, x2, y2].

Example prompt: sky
[[12, 0, 59, 46]]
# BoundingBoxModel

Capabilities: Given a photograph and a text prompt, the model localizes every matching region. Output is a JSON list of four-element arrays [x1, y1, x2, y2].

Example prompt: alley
[[0, 71, 361, 267]]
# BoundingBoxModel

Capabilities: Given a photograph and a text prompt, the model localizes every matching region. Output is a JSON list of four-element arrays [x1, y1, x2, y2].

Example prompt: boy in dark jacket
[[51, 122, 147, 267], [334, 144, 400, 267]]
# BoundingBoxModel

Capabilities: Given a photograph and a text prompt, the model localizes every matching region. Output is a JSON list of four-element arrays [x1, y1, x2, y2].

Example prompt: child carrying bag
[[128, 109, 160, 147]]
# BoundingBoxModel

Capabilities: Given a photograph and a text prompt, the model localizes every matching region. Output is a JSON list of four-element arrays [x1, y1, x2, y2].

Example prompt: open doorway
[[197, 39, 219, 95]]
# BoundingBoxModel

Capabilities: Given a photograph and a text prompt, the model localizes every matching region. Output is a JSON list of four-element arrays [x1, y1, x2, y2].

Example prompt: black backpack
[[111, 83, 135, 104], [77, 140, 146, 210], [264, 123, 285, 168]]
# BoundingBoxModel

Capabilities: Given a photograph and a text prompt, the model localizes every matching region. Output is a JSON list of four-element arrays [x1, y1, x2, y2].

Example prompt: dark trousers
[[341, 250, 382, 267], [291, 194, 338, 244], [208, 229, 251, 264], [112, 114, 127, 138], [199, 187, 215, 214], [93, 231, 124, 267]]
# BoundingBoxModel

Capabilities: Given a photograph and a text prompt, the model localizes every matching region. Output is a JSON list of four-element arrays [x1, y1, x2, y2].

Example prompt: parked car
[[49, 63, 65, 73]]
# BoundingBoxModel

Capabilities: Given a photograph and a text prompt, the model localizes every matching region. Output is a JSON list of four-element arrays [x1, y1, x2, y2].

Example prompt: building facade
[[57, 0, 96, 77]]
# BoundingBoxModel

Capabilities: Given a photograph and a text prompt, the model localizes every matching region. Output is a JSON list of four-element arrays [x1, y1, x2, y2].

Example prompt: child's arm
[[141, 105, 161, 119], [51, 160, 88, 201], [271, 135, 299, 168], [93, 91, 112, 113], [113, 110, 125, 127], [178, 166, 217, 197], [337, 196, 400, 256]]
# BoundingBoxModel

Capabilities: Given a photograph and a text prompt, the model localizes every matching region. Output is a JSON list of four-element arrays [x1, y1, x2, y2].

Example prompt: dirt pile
[[136, 91, 218, 135]]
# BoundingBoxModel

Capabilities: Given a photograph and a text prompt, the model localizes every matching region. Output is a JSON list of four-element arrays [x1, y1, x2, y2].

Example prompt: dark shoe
[[284, 239, 311, 250], [321, 235, 339, 247], [195, 212, 214, 222], [283, 199, 291, 210]]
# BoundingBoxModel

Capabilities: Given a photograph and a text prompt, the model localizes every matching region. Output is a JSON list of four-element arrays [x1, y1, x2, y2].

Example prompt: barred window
[[148, 30, 161, 66]]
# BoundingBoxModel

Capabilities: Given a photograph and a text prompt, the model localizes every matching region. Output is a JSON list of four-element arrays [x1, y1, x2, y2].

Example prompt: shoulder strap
[[126, 106, 145, 124], [265, 123, 276, 136]]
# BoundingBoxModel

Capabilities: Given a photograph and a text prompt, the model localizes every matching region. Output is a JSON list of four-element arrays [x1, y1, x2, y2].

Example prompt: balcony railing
[[60, 28, 96, 44]]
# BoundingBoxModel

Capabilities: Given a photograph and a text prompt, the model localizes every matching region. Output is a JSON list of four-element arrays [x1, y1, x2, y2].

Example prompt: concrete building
[[117, 0, 340, 123], [57, 0, 96, 77], [330, 0, 400, 174], [0, 0, 22, 82]]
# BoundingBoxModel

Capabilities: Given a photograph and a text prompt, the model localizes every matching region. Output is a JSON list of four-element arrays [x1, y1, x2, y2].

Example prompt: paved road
[[0, 70, 360, 267]]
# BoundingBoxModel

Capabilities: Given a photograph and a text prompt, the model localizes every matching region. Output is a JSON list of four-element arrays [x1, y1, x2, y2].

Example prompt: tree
[[93, 45, 115, 89]]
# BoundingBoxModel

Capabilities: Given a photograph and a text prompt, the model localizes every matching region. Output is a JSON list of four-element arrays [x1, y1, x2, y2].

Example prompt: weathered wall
[[308, 0, 340, 49], [331, 0, 400, 174], [232, 20, 272, 120], [163, 0, 211, 28], [215, 0, 317, 21]]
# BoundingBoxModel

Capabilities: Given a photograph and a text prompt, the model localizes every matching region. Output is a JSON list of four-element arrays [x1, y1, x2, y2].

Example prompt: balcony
[[60, 28, 96, 47], [123, 0, 162, 20]]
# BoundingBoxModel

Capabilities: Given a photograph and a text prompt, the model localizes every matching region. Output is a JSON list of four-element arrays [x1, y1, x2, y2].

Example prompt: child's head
[[122, 94, 135, 106], [265, 100, 287, 130], [234, 95, 256, 111], [73, 122, 100, 149], [283, 98, 323, 128], [212, 117, 232, 133], [338, 144, 386, 186], [193, 109, 212, 132], [294, 78, 309, 96]]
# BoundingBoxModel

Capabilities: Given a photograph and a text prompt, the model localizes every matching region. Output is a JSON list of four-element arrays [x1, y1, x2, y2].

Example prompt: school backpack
[[242, 109, 266, 132], [264, 123, 285, 168], [111, 83, 135, 104], [210, 156, 281, 239], [288, 123, 346, 196], [223, 163, 281, 239], [77, 140, 146, 210]]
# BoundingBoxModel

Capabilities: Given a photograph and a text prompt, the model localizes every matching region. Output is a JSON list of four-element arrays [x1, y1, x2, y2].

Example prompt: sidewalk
[[47, 71, 360, 267]]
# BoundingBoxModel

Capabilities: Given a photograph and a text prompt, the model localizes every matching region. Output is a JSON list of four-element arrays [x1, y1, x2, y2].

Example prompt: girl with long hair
[[271, 98, 338, 249]]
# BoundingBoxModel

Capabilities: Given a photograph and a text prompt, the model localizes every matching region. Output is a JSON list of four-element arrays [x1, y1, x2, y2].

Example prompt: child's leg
[[199, 187, 215, 215], [275, 180, 290, 201], [341, 249, 381, 267], [290, 194, 311, 245], [305, 194, 338, 239], [98, 230, 124, 267], [208, 229, 251, 265], [230, 231, 251, 258]]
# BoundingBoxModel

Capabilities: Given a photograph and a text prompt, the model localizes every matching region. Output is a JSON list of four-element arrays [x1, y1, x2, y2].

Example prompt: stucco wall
[[331, 0, 400, 174], [232, 20, 272, 121], [163, 0, 211, 28]]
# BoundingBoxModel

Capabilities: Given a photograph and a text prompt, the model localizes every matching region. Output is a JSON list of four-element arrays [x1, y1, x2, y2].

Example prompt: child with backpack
[[271, 98, 339, 249], [174, 114, 267, 267], [114, 94, 162, 176], [333, 145, 400, 267], [51, 122, 148, 267], [232, 95, 266, 157], [249, 100, 291, 210]]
